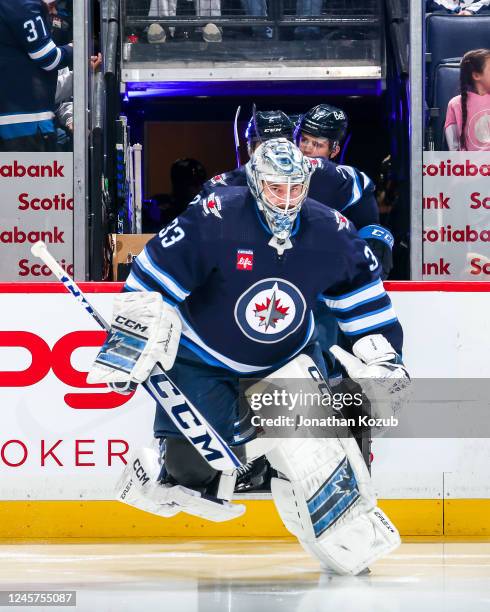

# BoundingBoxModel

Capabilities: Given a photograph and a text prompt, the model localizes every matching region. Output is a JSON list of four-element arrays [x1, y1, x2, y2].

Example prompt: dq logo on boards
[[0, 331, 132, 409]]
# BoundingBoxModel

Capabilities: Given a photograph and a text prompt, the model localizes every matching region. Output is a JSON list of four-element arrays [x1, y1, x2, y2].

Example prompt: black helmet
[[245, 110, 295, 150], [296, 104, 348, 143]]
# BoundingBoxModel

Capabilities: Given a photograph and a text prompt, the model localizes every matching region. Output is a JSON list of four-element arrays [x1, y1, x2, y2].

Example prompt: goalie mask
[[246, 139, 313, 242]]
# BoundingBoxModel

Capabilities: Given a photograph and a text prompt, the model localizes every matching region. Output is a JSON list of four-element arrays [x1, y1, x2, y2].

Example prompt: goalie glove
[[330, 334, 410, 420], [87, 292, 181, 392]]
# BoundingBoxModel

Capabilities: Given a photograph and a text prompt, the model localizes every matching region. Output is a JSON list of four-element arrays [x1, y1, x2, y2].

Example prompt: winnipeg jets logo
[[210, 174, 227, 186], [201, 193, 222, 219], [254, 283, 289, 331], [334, 210, 349, 231], [309, 157, 324, 169], [234, 278, 306, 344], [468, 110, 490, 149]]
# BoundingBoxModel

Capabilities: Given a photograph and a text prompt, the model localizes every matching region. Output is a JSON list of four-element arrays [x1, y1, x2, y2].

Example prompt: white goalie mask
[[246, 139, 313, 241]]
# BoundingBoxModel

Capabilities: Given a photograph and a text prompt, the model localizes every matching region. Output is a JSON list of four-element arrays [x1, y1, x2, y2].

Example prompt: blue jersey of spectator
[[0, 0, 73, 150]]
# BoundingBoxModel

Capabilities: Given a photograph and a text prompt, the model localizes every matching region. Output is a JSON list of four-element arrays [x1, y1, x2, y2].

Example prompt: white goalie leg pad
[[268, 437, 400, 575], [247, 351, 400, 573], [116, 445, 180, 518], [116, 446, 245, 522], [87, 291, 181, 386]]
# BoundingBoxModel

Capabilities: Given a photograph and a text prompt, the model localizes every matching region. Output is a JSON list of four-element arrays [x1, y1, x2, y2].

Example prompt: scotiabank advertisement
[[0, 154, 73, 281], [423, 152, 490, 280]]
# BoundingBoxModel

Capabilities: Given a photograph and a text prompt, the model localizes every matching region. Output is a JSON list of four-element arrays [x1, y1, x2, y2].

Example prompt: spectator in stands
[[0, 0, 73, 152], [55, 67, 73, 149], [240, 0, 271, 39], [445, 48, 490, 150], [295, 0, 323, 40], [147, 0, 222, 43], [426, 1, 490, 15], [55, 54, 102, 150], [142, 158, 207, 233], [47, 0, 72, 45]]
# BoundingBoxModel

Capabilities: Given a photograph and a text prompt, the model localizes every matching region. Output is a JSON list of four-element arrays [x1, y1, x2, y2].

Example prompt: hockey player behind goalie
[[87, 139, 408, 575]]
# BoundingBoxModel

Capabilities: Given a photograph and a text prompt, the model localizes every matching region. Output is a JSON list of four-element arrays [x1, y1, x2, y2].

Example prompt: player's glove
[[358, 225, 394, 280], [330, 334, 410, 420], [87, 292, 181, 393]]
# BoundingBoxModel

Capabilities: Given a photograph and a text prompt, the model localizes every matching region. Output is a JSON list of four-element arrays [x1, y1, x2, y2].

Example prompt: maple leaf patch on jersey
[[309, 157, 325, 170], [210, 174, 228, 186], [234, 278, 306, 344], [201, 193, 223, 219], [334, 210, 350, 231]]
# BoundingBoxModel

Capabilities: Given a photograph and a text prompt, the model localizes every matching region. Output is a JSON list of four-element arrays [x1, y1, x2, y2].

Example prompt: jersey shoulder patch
[[309, 157, 325, 170], [209, 173, 229, 187], [194, 192, 224, 219], [333, 210, 351, 231]]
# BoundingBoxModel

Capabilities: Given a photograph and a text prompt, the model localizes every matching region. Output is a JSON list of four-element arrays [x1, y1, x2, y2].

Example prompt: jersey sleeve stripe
[[337, 305, 397, 334], [28, 40, 56, 60], [0, 111, 54, 125], [322, 278, 384, 310], [360, 171, 372, 189], [140, 248, 190, 299], [337, 165, 362, 208], [345, 171, 362, 208], [123, 276, 177, 306], [131, 258, 184, 303], [42, 47, 62, 71], [341, 318, 399, 337], [124, 271, 154, 293], [320, 290, 386, 314]]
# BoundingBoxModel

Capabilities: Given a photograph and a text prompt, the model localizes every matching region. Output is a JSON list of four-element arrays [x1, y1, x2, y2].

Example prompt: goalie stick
[[30, 241, 243, 472], [233, 105, 241, 168]]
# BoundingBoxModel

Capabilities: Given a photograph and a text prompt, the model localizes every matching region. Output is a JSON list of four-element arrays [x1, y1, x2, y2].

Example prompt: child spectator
[[445, 49, 490, 150]]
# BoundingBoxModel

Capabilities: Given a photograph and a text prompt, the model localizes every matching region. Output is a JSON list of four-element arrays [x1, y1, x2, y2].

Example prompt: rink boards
[[0, 281, 489, 537]]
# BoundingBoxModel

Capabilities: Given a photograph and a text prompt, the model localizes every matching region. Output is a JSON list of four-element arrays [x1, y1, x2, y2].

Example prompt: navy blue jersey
[[203, 159, 394, 279], [202, 158, 379, 230], [0, 0, 73, 140], [125, 188, 402, 374]]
